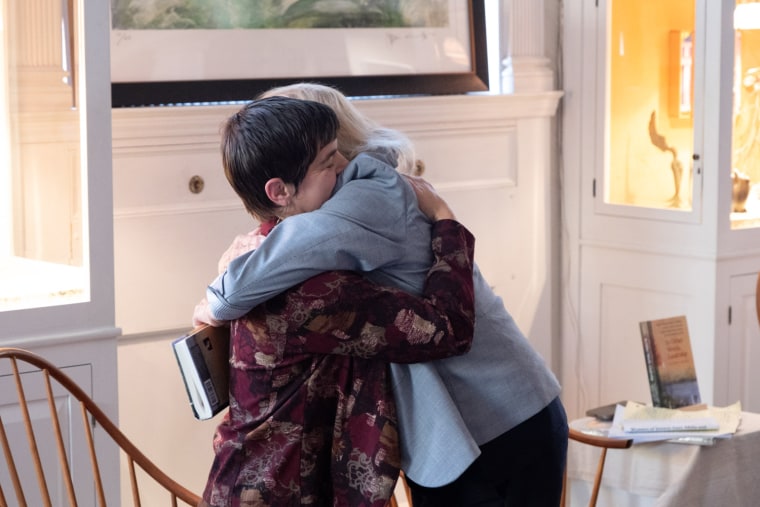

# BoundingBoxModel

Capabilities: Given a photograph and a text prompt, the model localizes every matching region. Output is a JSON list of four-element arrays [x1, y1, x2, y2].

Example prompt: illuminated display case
[[0, 0, 120, 502], [0, 0, 114, 340], [732, 1, 760, 228], [603, 1, 696, 215], [600, 0, 760, 229], [561, 0, 760, 420], [1, 0, 85, 310]]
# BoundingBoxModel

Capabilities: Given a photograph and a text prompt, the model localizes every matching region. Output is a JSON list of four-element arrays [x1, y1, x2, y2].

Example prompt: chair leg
[[399, 471, 412, 503], [388, 471, 412, 507], [589, 448, 608, 507], [44, 371, 78, 505], [0, 416, 25, 507]]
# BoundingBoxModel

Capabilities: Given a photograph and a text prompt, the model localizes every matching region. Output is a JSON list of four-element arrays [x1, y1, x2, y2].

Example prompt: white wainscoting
[[112, 91, 561, 499]]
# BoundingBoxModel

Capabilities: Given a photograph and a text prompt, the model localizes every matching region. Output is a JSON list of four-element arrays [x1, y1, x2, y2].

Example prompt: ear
[[264, 178, 293, 207]]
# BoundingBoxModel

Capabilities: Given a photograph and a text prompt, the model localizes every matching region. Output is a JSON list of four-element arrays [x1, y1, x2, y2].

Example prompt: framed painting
[[110, 0, 488, 107]]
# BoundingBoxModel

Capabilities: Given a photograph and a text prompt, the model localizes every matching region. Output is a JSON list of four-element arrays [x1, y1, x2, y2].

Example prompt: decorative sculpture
[[732, 168, 751, 213], [732, 67, 759, 211], [648, 110, 683, 207], [735, 68, 760, 167]]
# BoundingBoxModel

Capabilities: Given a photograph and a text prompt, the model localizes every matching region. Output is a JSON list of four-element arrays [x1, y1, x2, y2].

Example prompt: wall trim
[[112, 92, 563, 149]]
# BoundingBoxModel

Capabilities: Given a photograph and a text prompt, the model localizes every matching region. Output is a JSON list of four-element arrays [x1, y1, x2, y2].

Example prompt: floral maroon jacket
[[201, 220, 475, 507]]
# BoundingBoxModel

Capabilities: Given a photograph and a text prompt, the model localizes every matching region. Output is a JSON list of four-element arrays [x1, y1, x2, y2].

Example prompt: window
[[0, 0, 88, 311], [732, 1, 760, 228]]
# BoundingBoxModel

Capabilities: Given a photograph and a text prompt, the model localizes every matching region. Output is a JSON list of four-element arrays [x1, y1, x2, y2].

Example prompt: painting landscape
[[111, 0, 449, 30], [110, 0, 486, 105]]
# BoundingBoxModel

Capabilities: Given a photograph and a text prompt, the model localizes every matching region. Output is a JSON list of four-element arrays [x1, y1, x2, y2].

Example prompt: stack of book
[[640, 316, 702, 409], [583, 315, 743, 445], [607, 401, 742, 444], [172, 325, 231, 420]]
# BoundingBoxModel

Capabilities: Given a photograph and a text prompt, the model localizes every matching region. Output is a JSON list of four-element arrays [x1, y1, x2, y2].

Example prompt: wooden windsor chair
[[561, 427, 633, 507], [388, 470, 413, 507], [0, 347, 201, 506], [755, 272, 760, 325]]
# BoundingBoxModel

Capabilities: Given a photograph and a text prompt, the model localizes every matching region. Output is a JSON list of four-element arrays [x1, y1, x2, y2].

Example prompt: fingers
[[193, 298, 225, 327], [403, 175, 455, 222]]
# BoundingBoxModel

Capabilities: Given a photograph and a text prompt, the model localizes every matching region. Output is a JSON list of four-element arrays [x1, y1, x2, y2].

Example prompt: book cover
[[172, 325, 230, 420], [639, 315, 701, 409]]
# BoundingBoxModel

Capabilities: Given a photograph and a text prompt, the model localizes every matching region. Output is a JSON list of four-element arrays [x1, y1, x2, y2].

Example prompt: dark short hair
[[220, 96, 339, 221]]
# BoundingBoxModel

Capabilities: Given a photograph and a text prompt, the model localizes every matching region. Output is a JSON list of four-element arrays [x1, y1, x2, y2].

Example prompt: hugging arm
[[206, 159, 443, 322], [206, 212, 406, 321], [261, 219, 475, 362]]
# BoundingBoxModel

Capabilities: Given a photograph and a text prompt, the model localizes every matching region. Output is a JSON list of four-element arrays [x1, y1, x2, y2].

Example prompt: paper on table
[[622, 417, 719, 433], [608, 401, 742, 444]]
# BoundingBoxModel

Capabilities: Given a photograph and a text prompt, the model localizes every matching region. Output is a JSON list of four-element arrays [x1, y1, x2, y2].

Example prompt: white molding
[[112, 92, 563, 149], [114, 200, 243, 219], [503, 56, 556, 93], [502, 0, 556, 93], [0, 326, 121, 349], [509, 0, 545, 57]]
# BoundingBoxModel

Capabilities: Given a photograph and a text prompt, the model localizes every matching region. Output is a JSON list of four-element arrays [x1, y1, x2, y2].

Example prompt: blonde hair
[[259, 83, 422, 175]]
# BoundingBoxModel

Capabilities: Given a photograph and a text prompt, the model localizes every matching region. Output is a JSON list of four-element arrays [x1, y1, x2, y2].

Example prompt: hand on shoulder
[[404, 175, 456, 222]]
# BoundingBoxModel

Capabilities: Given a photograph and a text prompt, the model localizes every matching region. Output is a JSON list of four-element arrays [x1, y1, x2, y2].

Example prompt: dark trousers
[[406, 397, 568, 507]]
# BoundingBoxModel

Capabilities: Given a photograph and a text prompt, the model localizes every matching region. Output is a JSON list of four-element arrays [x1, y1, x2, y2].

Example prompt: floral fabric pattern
[[203, 220, 475, 506]]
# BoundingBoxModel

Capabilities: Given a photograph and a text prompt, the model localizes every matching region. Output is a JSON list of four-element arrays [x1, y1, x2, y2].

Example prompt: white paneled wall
[[113, 91, 562, 498]]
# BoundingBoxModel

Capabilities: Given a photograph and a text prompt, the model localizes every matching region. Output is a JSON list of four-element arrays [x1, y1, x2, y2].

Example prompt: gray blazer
[[208, 154, 561, 487]]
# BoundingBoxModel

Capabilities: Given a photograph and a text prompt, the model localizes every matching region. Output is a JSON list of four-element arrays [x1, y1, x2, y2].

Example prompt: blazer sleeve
[[207, 156, 424, 321], [266, 220, 476, 363]]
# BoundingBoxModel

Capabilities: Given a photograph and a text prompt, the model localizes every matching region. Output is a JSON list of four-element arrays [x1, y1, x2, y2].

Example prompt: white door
[[728, 273, 760, 412]]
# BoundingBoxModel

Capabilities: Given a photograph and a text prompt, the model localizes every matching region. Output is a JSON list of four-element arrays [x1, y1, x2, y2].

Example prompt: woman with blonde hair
[[260, 82, 424, 176], [201, 86, 567, 506], [196, 96, 476, 507]]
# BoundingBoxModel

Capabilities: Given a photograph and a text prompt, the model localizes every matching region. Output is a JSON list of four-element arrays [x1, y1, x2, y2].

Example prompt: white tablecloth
[[566, 411, 760, 507]]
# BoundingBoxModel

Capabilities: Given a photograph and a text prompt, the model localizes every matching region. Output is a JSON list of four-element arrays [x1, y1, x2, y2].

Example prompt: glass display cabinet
[[599, 0, 760, 229], [561, 0, 760, 420], [1, 0, 85, 310], [732, 0, 760, 228], [0, 0, 114, 340], [603, 0, 696, 216], [0, 0, 120, 502]]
